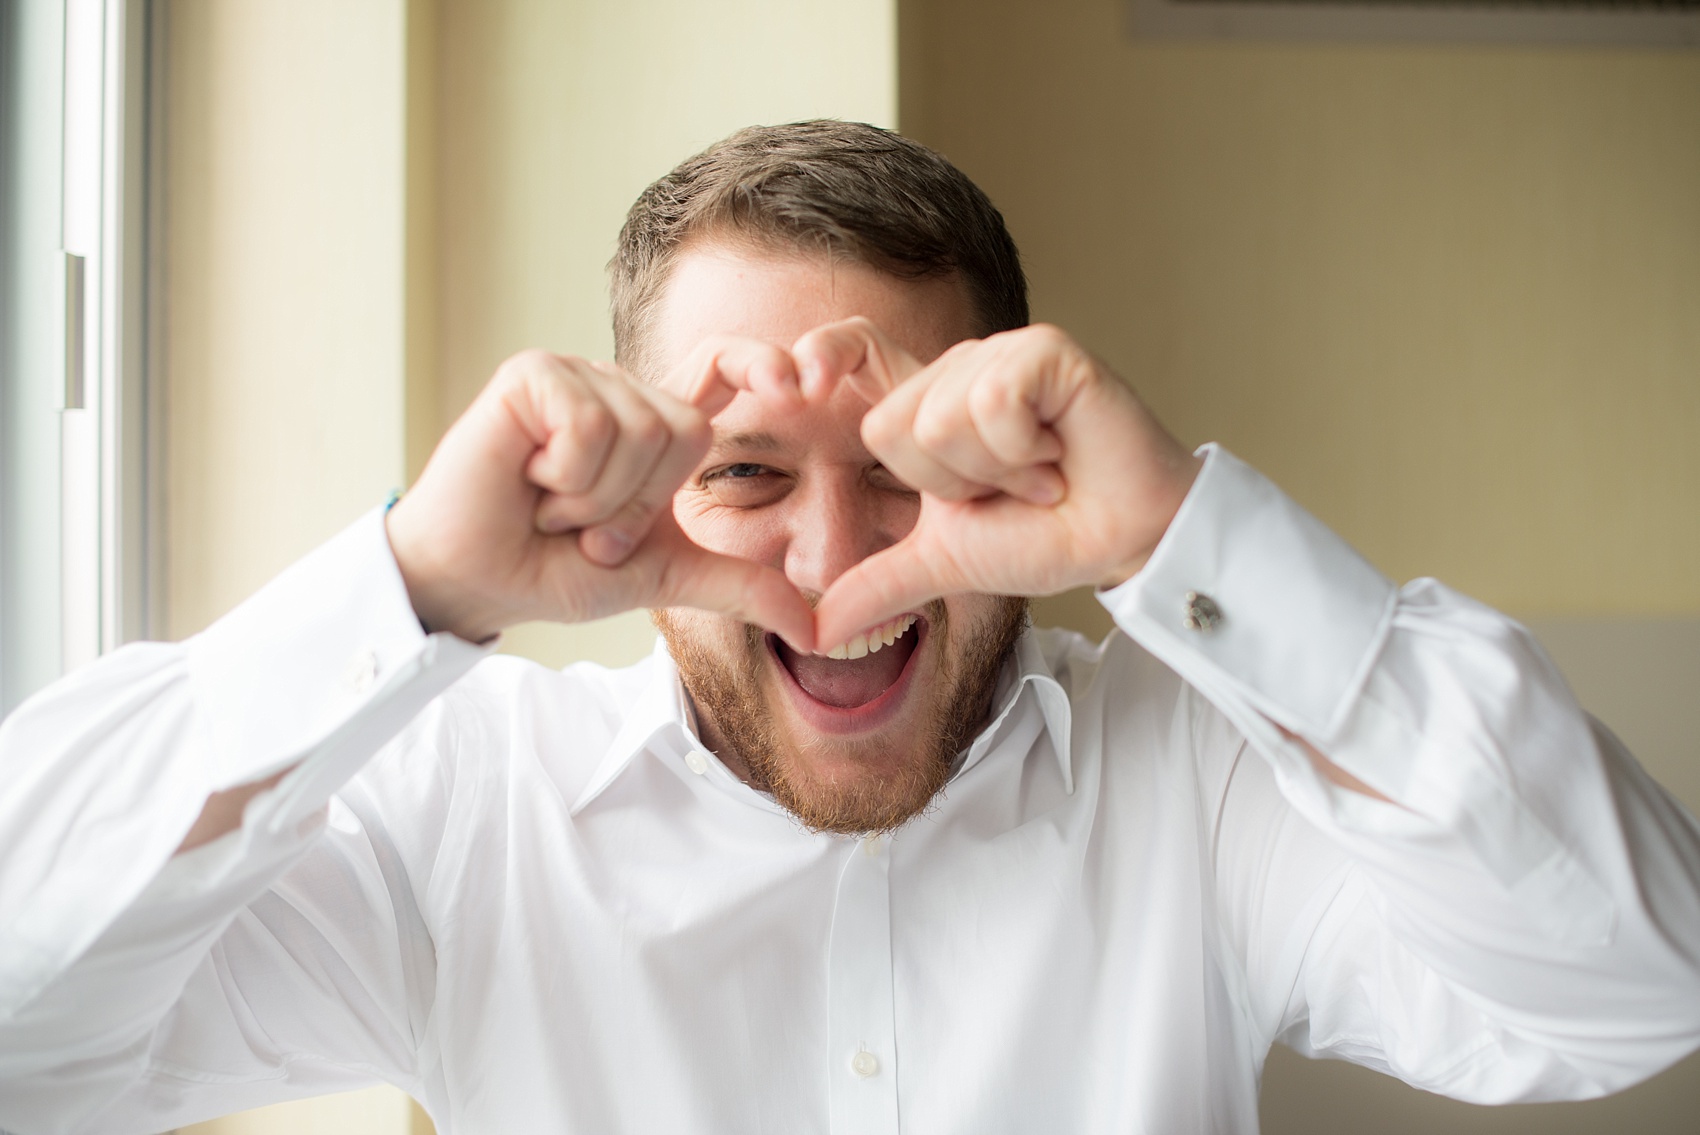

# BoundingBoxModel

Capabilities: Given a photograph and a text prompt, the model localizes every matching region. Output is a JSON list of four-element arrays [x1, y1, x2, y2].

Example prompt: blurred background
[[2, 0, 1696, 1132]]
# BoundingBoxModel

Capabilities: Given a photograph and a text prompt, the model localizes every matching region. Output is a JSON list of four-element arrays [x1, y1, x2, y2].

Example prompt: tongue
[[777, 636, 915, 708]]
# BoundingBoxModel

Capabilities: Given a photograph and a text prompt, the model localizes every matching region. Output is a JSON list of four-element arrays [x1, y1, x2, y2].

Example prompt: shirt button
[[342, 649, 379, 694], [861, 834, 884, 858], [851, 1049, 880, 1078], [1182, 591, 1222, 632], [684, 751, 710, 776]]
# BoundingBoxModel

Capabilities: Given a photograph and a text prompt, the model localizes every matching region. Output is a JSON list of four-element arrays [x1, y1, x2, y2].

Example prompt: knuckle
[[626, 407, 668, 451], [912, 410, 956, 453], [968, 374, 1015, 417], [508, 346, 556, 371], [565, 400, 616, 451], [502, 347, 564, 385], [912, 389, 970, 449], [861, 405, 903, 451]]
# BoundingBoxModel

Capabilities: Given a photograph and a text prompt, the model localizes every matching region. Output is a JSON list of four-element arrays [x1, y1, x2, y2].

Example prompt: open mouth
[[769, 613, 925, 711]]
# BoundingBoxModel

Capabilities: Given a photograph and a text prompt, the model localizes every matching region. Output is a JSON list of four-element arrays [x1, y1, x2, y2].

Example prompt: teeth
[[823, 613, 918, 660]]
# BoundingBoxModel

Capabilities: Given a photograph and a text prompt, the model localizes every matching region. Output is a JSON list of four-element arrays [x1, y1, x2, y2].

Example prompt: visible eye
[[866, 463, 917, 496], [701, 463, 791, 507]]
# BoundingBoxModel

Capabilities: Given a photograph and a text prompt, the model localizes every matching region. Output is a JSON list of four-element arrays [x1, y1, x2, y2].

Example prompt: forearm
[[0, 508, 487, 1108], [1103, 446, 1700, 1091]]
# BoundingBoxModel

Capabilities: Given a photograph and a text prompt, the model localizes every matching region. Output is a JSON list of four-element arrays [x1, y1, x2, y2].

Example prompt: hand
[[802, 320, 1202, 652], [386, 347, 815, 649]]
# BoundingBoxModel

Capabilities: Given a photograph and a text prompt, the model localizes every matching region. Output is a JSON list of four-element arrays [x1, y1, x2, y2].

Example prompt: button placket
[[827, 836, 899, 1134]]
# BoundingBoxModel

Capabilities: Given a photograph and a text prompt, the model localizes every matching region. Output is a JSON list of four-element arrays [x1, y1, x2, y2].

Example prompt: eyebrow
[[708, 430, 786, 456]]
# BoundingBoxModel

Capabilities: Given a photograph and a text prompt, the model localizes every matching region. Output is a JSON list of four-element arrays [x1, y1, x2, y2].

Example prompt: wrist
[[384, 501, 504, 644], [1097, 450, 1204, 590]]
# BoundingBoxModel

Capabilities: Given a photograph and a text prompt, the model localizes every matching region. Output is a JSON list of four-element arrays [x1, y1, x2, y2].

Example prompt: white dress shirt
[[1, 446, 1698, 1135]]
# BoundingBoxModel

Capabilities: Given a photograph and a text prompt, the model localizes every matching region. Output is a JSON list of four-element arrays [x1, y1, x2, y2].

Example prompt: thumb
[[814, 531, 954, 654], [634, 525, 817, 653]]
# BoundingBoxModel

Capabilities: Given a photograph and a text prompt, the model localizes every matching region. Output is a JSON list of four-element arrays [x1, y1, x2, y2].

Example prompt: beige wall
[[163, 3, 423, 1127], [901, 0, 1700, 1130], [903, 0, 1700, 621], [164, 0, 410, 641]]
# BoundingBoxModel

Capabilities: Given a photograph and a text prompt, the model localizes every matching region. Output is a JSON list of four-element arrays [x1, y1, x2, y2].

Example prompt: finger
[[965, 365, 1066, 468], [577, 388, 712, 566], [513, 357, 620, 497], [860, 375, 993, 502], [907, 366, 1066, 505], [660, 334, 804, 416], [790, 317, 924, 405], [637, 525, 817, 653], [813, 532, 957, 654], [533, 373, 674, 536]]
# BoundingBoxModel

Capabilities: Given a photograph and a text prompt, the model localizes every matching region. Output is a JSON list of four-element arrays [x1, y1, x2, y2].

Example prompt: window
[[0, 0, 156, 717]]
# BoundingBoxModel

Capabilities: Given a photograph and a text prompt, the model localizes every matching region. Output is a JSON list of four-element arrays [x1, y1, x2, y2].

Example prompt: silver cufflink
[[342, 649, 379, 694], [1182, 591, 1221, 632]]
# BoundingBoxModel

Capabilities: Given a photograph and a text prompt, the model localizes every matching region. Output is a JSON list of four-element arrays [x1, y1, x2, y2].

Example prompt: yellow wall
[[902, 0, 1700, 621]]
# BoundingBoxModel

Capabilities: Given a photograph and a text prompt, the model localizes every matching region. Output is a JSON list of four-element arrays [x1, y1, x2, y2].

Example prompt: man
[[1, 120, 1697, 1133]]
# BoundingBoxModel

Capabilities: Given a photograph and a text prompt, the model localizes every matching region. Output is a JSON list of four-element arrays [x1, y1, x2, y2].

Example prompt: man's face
[[649, 241, 1027, 835]]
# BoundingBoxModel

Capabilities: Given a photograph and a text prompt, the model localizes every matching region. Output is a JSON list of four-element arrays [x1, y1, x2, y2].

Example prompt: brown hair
[[609, 119, 1028, 378]]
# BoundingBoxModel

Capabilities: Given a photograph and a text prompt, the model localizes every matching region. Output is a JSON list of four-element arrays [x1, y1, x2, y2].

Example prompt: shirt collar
[[570, 629, 1073, 816], [955, 630, 1074, 793]]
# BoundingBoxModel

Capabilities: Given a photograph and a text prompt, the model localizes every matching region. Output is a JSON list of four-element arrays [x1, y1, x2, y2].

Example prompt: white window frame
[[1, 0, 156, 716]]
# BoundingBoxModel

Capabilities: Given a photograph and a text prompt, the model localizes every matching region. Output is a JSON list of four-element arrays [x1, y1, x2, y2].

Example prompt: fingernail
[[1026, 471, 1065, 505], [582, 526, 633, 565], [800, 361, 824, 397]]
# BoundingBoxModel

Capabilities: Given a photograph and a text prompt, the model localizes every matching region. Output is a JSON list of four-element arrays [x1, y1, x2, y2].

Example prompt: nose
[[783, 471, 910, 598]]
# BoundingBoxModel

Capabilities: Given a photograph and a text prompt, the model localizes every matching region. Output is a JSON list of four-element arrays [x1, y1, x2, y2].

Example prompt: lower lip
[[765, 621, 928, 736]]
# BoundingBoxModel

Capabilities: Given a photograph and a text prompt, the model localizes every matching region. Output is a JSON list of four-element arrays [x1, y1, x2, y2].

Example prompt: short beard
[[653, 597, 1030, 836]]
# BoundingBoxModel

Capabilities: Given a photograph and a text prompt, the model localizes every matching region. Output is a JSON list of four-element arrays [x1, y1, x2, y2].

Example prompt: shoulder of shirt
[[1031, 621, 1249, 793], [1030, 621, 1181, 705], [353, 648, 661, 817]]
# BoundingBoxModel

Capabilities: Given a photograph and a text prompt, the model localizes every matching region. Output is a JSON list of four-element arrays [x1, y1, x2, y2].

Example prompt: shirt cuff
[[1098, 444, 1397, 742], [186, 506, 492, 830]]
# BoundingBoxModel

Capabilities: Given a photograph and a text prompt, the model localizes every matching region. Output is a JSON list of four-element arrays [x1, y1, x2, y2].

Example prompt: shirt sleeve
[[0, 508, 490, 1132], [1099, 444, 1700, 1103]]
